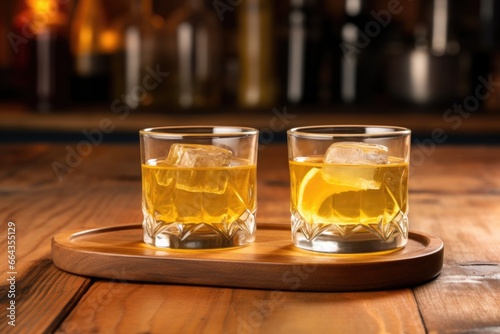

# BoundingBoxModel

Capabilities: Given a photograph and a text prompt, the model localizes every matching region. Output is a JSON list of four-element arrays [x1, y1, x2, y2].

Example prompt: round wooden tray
[[51, 224, 444, 291]]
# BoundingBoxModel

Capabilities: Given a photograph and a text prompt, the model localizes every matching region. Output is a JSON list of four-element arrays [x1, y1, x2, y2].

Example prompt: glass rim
[[140, 126, 259, 138], [287, 125, 411, 138]]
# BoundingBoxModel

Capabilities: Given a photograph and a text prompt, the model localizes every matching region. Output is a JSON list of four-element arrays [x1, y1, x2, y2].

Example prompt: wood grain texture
[[1, 144, 500, 333], [0, 144, 142, 333], [57, 283, 426, 334], [0, 259, 91, 334], [407, 147, 500, 333], [410, 194, 500, 333]]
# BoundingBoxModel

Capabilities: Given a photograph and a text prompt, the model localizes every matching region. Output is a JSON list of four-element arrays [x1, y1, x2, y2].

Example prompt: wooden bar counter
[[1, 142, 500, 333]]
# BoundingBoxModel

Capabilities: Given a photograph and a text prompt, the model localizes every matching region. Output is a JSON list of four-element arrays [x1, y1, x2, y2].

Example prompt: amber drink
[[287, 126, 411, 253], [140, 127, 258, 249]]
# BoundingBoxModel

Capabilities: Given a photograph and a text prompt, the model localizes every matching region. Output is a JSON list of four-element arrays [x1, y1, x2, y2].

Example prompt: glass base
[[291, 211, 408, 254], [143, 210, 256, 249]]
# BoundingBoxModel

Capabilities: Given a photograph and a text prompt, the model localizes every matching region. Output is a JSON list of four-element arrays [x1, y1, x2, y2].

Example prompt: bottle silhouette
[[237, 0, 277, 109], [70, 0, 112, 104], [12, 0, 72, 112], [163, 0, 222, 110], [111, 0, 165, 110], [285, 0, 323, 105]]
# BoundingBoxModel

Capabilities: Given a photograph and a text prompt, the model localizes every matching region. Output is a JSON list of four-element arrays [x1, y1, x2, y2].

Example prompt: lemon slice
[[297, 168, 358, 223]]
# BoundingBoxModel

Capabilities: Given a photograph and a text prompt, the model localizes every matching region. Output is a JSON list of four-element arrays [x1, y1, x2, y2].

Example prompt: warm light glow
[[28, 0, 57, 15], [15, 0, 66, 33], [100, 29, 119, 54], [78, 26, 93, 53], [71, 0, 107, 55]]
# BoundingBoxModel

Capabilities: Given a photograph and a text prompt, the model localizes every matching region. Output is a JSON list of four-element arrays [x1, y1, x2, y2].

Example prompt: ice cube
[[164, 144, 232, 194], [324, 142, 388, 165], [322, 142, 388, 190], [165, 144, 232, 167]]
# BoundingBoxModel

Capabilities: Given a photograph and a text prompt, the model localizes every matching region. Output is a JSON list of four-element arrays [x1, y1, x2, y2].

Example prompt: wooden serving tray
[[51, 224, 444, 291]]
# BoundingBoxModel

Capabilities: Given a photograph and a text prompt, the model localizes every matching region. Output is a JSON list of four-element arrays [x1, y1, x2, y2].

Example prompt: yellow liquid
[[290, 156, 408, 226], [142, 159, 256, 225]]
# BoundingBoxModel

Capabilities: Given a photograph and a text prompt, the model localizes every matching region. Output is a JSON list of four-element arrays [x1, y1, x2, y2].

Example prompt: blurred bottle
[[220, 7, 239, 107], [12, 0, 72, 112], [111, 0, 165, 110], [284, 0, 323, 105], [163, 0, 222, 110], [338, 0, 375, 104], [0, 2, 13, 100], [385, 0, 465, 107], [474, 0, 500, 111], [70, 0, 113, 104], [238, 0, 277, 109]]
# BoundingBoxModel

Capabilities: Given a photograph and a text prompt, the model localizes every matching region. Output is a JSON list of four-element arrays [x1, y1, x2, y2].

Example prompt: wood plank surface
[[1, 143, 500, 333], [0, 144, 143, 333], [57, 283, 425, 334], [0, 260, 91, 334], [407, 146, 500, 333]]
